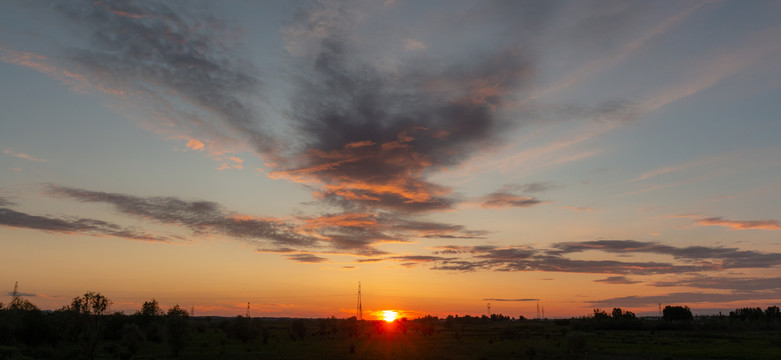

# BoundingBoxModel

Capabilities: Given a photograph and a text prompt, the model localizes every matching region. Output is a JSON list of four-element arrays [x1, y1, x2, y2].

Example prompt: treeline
[[0, 291, 197, 359], [564, 305, 781, 331]]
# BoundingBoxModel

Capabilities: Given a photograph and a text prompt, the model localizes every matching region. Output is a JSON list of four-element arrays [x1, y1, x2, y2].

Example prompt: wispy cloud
[[695, 217, 781, 230], [287, 253, 329, 263], [594, 276, 641, 285], [674, 214, 781, 230], [428, 239, 781, 274], [0, 205, 169, 242], [41, 184, 485, 257], [3, 148, 47, 163]]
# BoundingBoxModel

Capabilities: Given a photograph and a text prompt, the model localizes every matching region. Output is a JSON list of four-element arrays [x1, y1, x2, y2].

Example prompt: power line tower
[[542, 305, 545, 319], [536, 299, 540, 320], [487, 302, 491, 316], [246, 302, 251, 318], [356, 281, 363, 320]]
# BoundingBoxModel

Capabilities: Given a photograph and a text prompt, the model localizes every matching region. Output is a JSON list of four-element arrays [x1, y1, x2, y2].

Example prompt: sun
[[382, 310, 398, 322]]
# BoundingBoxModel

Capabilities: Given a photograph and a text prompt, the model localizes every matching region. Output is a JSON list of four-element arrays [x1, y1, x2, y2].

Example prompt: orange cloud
[[695, 217, 780, 230], [185, 139, 205, 151]]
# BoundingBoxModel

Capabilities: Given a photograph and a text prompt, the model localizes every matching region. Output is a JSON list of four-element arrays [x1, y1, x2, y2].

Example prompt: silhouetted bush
[[663, 305, 693, 322]]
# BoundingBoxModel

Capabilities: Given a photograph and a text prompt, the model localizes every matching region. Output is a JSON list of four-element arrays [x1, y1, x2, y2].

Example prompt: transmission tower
[[536, 299, 540, 320], [356, 281, 363, 320], [487, 302, 491, 315], [246, 302, 251, 318]]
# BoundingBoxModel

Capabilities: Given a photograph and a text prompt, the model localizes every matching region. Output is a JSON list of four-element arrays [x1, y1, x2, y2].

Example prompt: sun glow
[[382, 310, 398, 322]]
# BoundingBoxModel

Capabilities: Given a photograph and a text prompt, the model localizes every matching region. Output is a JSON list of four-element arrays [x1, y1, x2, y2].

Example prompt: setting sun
[[382, 310, 398, 322]]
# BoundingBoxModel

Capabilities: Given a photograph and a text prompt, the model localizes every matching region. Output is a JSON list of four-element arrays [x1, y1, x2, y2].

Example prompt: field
[[3, 314, 781, 360]]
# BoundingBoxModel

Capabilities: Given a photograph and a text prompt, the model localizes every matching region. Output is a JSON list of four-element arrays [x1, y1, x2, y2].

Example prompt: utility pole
[[356, 281, 363, 320], [487, 302, 491, 316], [246, 302, 250, 318]]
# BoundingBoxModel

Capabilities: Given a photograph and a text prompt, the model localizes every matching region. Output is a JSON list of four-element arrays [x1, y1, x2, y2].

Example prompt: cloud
[[694, 216, 781, 230], [428, 239, 781, 274], [479, 192, 544, 209], [515, 182, 563, 194], [651, 275, 781, 292], [0, 206, 169, 242], [551, 239, 781, 269], [46, 0, 277, 156], [42, 184, 484, 257], [185, 139, 205, 151], [594, 276, 641, 285], [483, 298, 539, 302], [3, 148, 47, 162], [5, 291, 36, 297], [45, 184, 316, 249], [287, 254, 329, 263]]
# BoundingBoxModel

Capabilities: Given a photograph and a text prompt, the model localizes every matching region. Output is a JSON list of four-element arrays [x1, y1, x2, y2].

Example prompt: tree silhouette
[[663, 305, 693, 322], [8, 282, 39, 311], [68, 291, 111, 360]]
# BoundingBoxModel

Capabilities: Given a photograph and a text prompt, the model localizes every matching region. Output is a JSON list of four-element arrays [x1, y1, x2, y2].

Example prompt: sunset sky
[[1, 0, 780, 319]]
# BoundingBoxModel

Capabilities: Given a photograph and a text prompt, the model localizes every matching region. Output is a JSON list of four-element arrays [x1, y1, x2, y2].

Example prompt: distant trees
[[663, 305, 693, 322], [729, 306, 781, 322], [165, 304, 190, 356]]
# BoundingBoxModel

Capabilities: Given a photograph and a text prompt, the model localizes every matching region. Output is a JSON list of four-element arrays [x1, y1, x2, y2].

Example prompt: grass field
[[4, 315, 781, 360]]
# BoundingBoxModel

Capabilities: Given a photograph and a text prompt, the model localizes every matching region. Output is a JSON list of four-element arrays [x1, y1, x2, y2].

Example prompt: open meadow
[[3, 307, 781, 360]]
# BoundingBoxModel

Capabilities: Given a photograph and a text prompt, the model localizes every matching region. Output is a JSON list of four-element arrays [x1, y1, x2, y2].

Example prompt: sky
[[1, 0, 780, 319]]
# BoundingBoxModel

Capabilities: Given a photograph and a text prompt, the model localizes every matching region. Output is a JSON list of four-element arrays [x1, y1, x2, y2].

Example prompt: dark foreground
[[2, 313, 781, 360]]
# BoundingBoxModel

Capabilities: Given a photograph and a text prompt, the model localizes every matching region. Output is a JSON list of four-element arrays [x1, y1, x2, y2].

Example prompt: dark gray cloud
[[0, 206, 168, 242], [269, 1, 635, 215], [651, 275, 781, 292], [286, 253, 328, 263], [551, 240, 781, 269], [5, 291, 36, 297], [273, 42, 531, 213], [594, 276, 641, 285], [428, 239, 781, 274], [46, 184, 316, 248]]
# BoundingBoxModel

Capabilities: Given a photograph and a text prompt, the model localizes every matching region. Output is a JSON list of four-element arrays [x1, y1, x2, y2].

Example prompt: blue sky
[[1, 0, 780, 317]]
